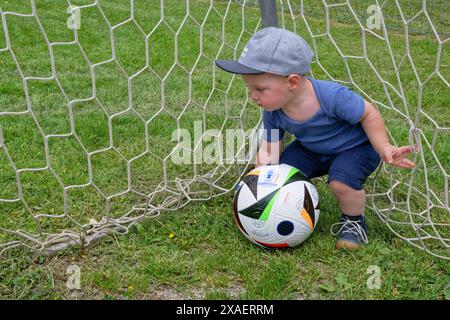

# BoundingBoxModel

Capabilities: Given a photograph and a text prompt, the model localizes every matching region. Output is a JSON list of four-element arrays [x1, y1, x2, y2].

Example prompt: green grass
[[0, 193, 448, 300], [0, 0, 449, 299]]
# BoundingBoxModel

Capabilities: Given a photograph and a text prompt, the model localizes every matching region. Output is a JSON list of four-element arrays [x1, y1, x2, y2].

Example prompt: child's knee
[[329, 180, 364, 197]]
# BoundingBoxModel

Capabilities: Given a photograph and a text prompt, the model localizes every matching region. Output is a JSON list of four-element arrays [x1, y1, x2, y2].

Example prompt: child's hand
[[379, 143, 416, 169]]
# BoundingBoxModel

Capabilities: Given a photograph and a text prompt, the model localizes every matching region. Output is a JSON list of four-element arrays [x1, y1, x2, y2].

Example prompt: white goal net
[[0, 0, 448, 259]]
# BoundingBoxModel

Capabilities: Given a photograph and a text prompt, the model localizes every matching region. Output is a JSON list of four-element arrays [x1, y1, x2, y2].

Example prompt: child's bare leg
[[329, 180, 368, 249], [329, 180, 365, 215]]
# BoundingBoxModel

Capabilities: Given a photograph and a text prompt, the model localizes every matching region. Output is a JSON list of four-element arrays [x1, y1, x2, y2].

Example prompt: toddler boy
[[216, 27, 415, 249]]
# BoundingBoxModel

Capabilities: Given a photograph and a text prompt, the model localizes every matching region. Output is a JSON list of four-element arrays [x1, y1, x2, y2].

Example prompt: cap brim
[[215, 60, 265, 75]]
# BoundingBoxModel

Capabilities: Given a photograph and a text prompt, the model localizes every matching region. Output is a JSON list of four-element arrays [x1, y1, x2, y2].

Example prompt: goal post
[[0, 0, 448, 259]]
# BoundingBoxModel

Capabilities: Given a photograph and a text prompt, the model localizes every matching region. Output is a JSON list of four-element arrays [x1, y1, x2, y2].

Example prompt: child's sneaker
[[331, 214, 368, 250]]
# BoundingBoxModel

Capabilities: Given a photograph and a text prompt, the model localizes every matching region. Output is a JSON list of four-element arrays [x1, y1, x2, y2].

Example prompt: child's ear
[[287, 74, 301, 89]]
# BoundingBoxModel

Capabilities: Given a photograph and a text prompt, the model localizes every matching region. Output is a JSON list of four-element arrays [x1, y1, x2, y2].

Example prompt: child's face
[[242, 73, 293, 111]]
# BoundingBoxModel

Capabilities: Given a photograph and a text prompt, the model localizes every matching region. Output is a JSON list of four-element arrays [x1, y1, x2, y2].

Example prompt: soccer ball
[[233, 164, 320, 248]]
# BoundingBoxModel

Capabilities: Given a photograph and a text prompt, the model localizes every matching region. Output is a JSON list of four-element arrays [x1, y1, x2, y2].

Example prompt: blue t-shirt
[[263, 78, 368, 155]]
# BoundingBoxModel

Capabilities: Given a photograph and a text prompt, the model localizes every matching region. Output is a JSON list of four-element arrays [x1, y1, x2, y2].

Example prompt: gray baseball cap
[[215, 27, 313, 76]]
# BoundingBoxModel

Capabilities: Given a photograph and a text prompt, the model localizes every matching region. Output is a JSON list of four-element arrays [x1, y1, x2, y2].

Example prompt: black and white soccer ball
[[233, 164, 320, 248]]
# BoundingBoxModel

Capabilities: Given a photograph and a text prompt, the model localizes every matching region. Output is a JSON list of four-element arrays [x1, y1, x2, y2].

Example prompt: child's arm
[[360, 101, 416, 169], [255, 139, 282, 168]]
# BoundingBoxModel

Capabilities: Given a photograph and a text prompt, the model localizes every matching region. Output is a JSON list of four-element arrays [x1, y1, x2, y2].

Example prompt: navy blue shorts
[[279, 140, 381, 190]]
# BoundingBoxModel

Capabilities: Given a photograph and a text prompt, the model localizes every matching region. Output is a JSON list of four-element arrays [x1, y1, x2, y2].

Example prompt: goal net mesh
[[0, 0, 448, 259]]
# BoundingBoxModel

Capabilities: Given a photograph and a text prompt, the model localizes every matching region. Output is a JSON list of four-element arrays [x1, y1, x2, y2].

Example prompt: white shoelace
[[330, 218, 368, 244]]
